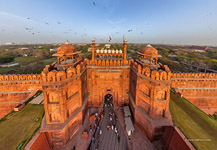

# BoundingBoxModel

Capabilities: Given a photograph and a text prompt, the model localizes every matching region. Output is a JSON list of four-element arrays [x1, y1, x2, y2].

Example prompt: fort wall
[[171, 73, 217, 114], [163, 126, 195, 150], [0, 74, 42, 118], [25, 132, 51, 150]]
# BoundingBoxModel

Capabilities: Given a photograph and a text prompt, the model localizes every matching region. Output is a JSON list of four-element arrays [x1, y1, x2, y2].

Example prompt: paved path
[[90, 105, 128, 150], [29, 94, 43, 104]]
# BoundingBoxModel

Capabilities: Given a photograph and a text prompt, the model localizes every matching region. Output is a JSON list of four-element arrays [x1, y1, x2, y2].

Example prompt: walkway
[[90, 105, 128, 150]]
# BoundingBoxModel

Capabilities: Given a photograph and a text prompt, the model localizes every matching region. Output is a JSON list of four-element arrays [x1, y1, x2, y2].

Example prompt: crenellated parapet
[[171, 73, 217, 79], [131, 59, 171, 81], [0, 74, 41, 81], [171, 72, 217, 114], [41, 59, 89, 83], [0, 73, 42, 93], [93, 58, 131, 66], [0, 73, 42, 118]]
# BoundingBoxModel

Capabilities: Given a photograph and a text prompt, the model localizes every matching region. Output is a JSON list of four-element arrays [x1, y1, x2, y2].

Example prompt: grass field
[[0, 57, 56, 74], [0, 104, 44, 150], [0, 66, 20, 74], [170, 93, 217, 150], [14, 57, 42, 65]]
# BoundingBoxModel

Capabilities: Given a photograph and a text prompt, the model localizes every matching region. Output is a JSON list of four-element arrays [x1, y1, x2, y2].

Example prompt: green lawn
[[14, 57, 42, 65], [0, 57, 56, 74], [0, 66, 20, 74], [170, 93, 217, 150], [0, 104, 44, 150]]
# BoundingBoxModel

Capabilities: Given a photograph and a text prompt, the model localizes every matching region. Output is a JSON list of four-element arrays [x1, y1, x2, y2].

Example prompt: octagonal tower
[[40, 41, 88, 148], [129, 44, 172, 140]]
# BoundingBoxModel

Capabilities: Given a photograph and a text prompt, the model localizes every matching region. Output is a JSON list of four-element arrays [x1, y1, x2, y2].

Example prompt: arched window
[[96, 55, 99, 59], [100, 55, 103, 59], [152, 58, 157, 65], [108, 55, 111, 59], [104, 55, 107, 59]]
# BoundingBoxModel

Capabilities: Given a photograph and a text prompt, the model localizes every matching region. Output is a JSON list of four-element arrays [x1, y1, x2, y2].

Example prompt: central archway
[[104, 94, 113, 104]]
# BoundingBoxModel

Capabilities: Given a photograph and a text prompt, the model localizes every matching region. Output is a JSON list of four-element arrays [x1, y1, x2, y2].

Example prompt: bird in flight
[[45, 22, 49, 25], [57, 22, 61, 24], [128, 29, 132, 32], [93, 2, 96, 6], [27, 18, 30, 20]]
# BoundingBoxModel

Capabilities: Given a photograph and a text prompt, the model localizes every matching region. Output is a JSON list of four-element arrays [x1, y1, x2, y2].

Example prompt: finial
[[65, 40, 70, 44], [92, 39, 95, 42]]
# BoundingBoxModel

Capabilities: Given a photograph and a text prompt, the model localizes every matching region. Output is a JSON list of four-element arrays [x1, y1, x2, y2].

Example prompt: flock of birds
[[0, 1, 214, 42], [0, 1, 148, 42]]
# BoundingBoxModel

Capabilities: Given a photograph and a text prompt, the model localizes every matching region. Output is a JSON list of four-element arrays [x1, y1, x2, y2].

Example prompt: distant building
[[204, 46, 208, 50], [105, 44, 111, 49], [23, 54, 28, 57], [5, 42, 15, 45], [20, 47, 29, 50], [88, 47, 92, 52], [50, 48, 57, 52], [192, 49, 205, 53]]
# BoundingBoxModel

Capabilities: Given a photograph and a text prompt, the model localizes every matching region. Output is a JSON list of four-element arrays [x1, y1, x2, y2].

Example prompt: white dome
[[115, 50, 119, 53], [104, 49, 108, 53], [96, 49, 99, 53], [108, 49, 111, 53], [100, 49, 104, 53], [119, 50, 122, 53], [112, 50, 115, 53]]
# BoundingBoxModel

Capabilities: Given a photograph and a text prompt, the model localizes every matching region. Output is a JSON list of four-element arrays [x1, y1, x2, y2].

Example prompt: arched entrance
[[104, 94, 113, 104]]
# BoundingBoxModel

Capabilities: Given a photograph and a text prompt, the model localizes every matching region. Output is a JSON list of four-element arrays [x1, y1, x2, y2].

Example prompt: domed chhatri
[[138, 44, 161, 67], [53, 41, 78, 56], [53, 41, 80, 69], [138, 44, 161, 57]]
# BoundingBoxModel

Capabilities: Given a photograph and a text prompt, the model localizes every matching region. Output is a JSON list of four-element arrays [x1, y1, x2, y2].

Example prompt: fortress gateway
[[0, 39, 217, 149], [40, 39, 172, 147]]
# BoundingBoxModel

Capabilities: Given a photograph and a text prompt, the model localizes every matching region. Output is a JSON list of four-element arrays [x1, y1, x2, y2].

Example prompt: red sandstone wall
[[26, 132, 51, 150], [0, 74, 42, 118], [171, 73, 217, 114], [86, 67, 130, 107], [163, 126, 195, 150]]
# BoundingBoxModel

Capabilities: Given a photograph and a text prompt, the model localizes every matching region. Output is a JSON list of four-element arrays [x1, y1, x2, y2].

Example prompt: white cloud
[[0, 11, 38, 24], [0, 12, 26, 20]]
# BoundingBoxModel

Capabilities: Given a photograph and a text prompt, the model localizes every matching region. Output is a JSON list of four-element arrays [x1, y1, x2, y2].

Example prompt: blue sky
[[0, 0, 217, 45]]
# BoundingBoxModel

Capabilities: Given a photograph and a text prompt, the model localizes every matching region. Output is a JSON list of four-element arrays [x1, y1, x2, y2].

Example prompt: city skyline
[[0, 0, 217, 46]]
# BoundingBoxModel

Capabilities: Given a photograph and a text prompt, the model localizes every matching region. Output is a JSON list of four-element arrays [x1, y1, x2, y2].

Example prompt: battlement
[[0, 74, 41, 81], [131, 59, 171, 81], [92, 58, 131, 66], [41, 59, 89, 83], [171, 73, 217, 79]]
